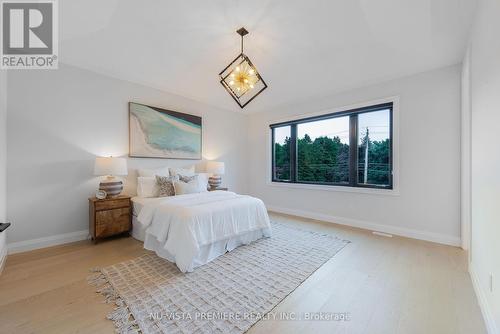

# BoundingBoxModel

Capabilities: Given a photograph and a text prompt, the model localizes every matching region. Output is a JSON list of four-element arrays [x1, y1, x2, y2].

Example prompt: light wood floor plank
[[0, 213, 487, 334]]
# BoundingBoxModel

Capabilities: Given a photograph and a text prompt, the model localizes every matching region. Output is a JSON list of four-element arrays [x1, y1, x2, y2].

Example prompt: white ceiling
[[60, 0, 477, 113]]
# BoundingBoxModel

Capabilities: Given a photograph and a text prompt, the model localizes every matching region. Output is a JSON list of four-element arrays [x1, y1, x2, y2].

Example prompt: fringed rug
[[88, 222, 349, 334]]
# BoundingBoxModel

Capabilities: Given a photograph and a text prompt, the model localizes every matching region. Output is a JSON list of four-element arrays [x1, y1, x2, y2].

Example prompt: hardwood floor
[[0, 213, 486, 334]]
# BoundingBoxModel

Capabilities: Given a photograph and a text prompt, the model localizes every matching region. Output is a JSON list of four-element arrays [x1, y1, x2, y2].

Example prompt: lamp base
[[208, 175, 222, 189], [99, 177, 123, 198]]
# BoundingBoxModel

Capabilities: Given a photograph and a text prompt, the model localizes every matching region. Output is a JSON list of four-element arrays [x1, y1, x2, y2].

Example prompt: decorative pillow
[[174, 179, 202, 195], [138, 167, 170, 177], [178, 173, 209, 192], [137, 176, 157, 198], [155, 175, 178, 197], [179, 175, 197, 183], [169, 166, 195, 177]]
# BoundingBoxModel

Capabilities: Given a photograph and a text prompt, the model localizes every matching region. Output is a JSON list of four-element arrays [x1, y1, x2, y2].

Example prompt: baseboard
[[469, 263, 499, 334], [8, 230, 89, 254], [267, 205, 461, 247]]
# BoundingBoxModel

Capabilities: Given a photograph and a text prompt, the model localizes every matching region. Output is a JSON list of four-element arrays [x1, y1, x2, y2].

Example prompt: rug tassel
[[107, 306, 128, 322], [88, 269, 140, 333]]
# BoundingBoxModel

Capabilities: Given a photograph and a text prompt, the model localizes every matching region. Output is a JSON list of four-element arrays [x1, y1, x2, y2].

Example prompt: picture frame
[[129, 102, 202, 160]]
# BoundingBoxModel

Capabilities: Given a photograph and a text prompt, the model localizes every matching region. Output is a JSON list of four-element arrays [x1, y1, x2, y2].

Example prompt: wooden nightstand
[[89, 195, 131, 243], [208, 187, 228, 191]]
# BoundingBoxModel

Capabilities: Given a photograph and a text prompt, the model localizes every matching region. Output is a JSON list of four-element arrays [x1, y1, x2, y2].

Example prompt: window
[[297, 116, 350, 184], [271, 103, 393, 189], [272, 125, 291, 181], [357, 110, 391, 187]]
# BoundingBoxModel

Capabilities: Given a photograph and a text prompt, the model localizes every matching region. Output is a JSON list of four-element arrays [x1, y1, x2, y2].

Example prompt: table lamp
[[206, 161, 225, 190], [94, 157, 128, 198]]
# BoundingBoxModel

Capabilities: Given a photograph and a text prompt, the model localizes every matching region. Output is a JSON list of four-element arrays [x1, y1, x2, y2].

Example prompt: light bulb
[[249, 69, 255, 75], [250, 84, 254, 89], [244, 79, 249, 83], [236, 66, 240, 72], [229, 81, 234, 85]]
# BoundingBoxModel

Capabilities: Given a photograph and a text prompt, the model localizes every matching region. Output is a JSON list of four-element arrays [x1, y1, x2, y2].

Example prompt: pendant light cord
[[241, 34, 244, 54]]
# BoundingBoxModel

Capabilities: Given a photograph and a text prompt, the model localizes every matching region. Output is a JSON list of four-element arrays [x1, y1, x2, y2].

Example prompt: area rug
[[88, 222, 349, 334]]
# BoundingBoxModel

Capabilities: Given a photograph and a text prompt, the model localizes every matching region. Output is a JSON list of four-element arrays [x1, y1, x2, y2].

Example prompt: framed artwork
[[129, 102, 202, 159]]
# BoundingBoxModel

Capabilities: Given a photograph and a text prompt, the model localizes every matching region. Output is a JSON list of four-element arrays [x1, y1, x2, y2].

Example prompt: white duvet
[[137, 191, 272, 272]]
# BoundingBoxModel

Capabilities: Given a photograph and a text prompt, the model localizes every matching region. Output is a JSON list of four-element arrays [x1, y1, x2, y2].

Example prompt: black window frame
[[271, 102, 393, 190]]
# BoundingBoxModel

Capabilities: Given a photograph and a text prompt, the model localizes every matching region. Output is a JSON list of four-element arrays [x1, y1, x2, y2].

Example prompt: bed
[[131, 196, 163, 241], [131, 191, 272, 272]]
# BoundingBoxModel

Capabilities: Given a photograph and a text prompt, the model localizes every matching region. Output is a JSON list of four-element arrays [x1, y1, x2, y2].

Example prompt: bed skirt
[[131, 215, 146, 242], [131, 216, 271, 272]]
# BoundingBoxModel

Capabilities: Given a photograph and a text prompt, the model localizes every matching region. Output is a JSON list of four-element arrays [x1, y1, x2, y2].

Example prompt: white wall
[[0, 70, 7, 269], [4, 63, 464, 252], [467, 0, 500, 331], [6, 64, 248, 246], [247, 65, 461, 245], [461, 46, 472, 252]]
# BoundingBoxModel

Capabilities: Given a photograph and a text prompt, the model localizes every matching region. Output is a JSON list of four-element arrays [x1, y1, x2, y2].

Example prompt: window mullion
[[290, 124, 297, 183], [349, 115, 358, 187], [271, 128, 276, 181]]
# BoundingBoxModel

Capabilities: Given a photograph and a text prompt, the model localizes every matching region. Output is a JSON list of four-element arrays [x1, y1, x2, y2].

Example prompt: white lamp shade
[[94, 157, 128, 176], [206, 161, 225, 175]]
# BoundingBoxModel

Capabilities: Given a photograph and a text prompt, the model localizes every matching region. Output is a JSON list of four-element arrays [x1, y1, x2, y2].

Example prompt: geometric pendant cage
[[219, 27, 268, 108]]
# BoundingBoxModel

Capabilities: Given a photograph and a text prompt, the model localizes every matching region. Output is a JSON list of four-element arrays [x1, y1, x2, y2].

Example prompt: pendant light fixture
[[219, 27, 268, 109]]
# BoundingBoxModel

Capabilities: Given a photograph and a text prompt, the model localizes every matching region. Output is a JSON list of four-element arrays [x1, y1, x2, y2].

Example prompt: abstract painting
[[129, 102, 202, 159]]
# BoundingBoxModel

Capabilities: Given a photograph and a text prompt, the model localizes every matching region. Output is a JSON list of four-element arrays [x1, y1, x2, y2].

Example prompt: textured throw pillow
[[178, 173, 209, 192], [169, 166, 195, 177], [156, 175, 178, 197], [179, 175, 197, 183], [138, 167, 170, 177], [137, 176, 158, 198], [174, 179, 201, 195]]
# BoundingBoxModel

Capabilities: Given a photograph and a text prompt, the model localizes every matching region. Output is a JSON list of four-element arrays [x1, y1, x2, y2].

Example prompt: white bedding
[[131, 197, 164, 217], [131, 197, 165, 241], [136, 191, 271, 272]]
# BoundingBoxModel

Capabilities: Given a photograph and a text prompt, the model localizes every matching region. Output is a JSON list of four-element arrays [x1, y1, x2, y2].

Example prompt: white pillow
[[137, 176, 158, 197], [174, 179, 202, 195], [137, 167, 170, 177], [177, 173, 209, 193], [196, 173, 209, 192], [169, 166, 195, 177]]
